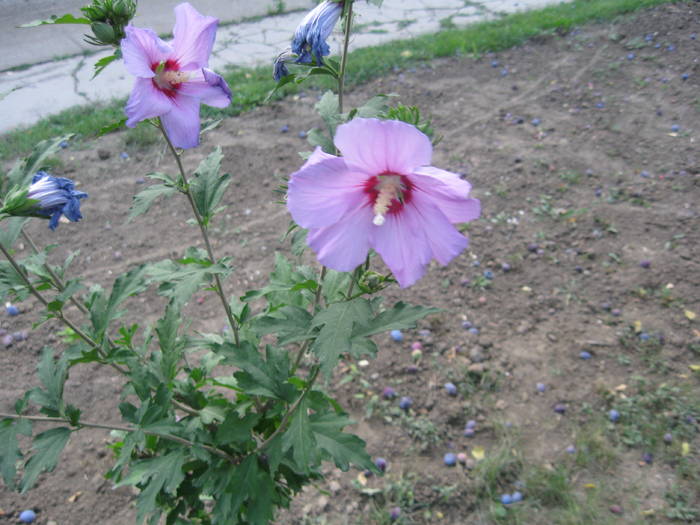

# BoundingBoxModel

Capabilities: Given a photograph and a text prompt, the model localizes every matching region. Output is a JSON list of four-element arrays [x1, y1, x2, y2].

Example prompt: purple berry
[[642, 452, 653, 464], [5, 303, 19, 316], [536, 382, 546, 393], [468, 327, 480, 336], [389, 507, 401, 521], [119, 151, 129, 160], [639, 260, 651, 269], [565, 445, 576, 454], [19, 510, 36, 523], [609, 409, 620, 422], [600, 302, 612, 311], [374, 457, 387, 472], [681, 73, 690, 80], [399, 396, 412, 411], [279, 124, 289, 133], [671, 124, 680, 132], [554, 403, 567, 414], [611, 308, 621, 317], [501, 262, 512, 272], [444, 453, 457, 466], [298, 130, 308, 139], [511, 491, 523, 503], [626, 53, 635, 60], [531, 118, 541, 127], [463, 428, 475, 438], [579, 351, 592, 360], [461, 320, 473, 330], [663, 433, 673, 444], [11, 331, 28, 342], [501, 494, 513, 505], [527, 243, 539, 253], [500, 68, 508, 77], [410, 341, 422, 350], [59, 140, 69, 149], [382, 387, 397, 400], [390, 329, 404, 342], [483, 270, 494, 280], [466, 420, 477, 430], [444, 382, 458, 396], [595, 102, 605, 109], [639, 332, 650, 341], [491, 60, 499, 68], [2, 334, 13, 347]]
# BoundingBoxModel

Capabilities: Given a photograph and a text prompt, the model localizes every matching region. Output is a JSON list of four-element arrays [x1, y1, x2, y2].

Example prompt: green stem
[[157, 121, 240, 346], [337, 1, 354, 114], [291, 266, 327, 374], [0, 412, 235, 464], [254, 365, 320, 453]]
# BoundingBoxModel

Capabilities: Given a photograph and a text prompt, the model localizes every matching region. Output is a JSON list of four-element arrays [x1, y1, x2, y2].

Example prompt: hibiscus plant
[[0, 1, 479, 524]]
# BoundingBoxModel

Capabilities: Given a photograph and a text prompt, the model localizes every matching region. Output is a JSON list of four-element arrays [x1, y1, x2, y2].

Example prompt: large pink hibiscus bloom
[[121, 2, 231, 149], [287, 118, 481, 288]]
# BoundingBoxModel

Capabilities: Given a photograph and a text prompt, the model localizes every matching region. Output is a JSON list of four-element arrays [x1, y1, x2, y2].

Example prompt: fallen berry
[[565, 445, 576, 454], [491, 60, 499, 68], [642, 452, 653, 464], [609, 409, 620, 422], [411, 349, 422, 362], [579, 351, 592, 360], [119, 152, 129, 160], [382, 387, 397, 400], [410, 341, 422, 350], [2, 334, 13, 347], [457, 452, 468, 464], [466, 420, 477, 430], [611, 308, 622, 317], [389, 507, 401, 521], [399, 397, 412, 410], [463, 428, 475, 438], [468, 327, 480, 336], [374, 457, 387, 472], [531, 118, 541, 127], [5, 302, 19, 316], [390, 329, 404, 342], [511, 491, 523, 503], [500, 494, 513, 505], [483, 270, 494, 280], [298, 130, 308, 139], [671, 124, 680, 132], [554, 403, 567, 414], [11, 331, 28, 342], [444, 382, 458, 396], [663, 433, 673, 444], [639, 260, 651, 269], [444, 453, 457, 466], [626, 53, 635, 60], [639, 332, 650, 341], [609, 505, 623, 515], [536, 382, 547, 393], [461, 321, 473, 330], [501, 262, 512, 272], [19, 510, 36, 523]]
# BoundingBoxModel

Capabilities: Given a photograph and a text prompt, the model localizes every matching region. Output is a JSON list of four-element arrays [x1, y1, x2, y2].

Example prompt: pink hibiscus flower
[[121, 2, 231, 149], [287, 118, 481, 288]]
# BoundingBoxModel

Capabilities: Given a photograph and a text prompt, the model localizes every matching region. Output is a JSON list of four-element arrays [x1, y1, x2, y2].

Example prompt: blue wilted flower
[[273, 48, 294, 81], [27, 172, 88, 230], [291, 1, 343, 65]]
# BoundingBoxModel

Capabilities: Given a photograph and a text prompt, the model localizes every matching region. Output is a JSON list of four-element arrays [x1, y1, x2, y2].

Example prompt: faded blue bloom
[[291, 1, 342, 65], [28, 171, 88, 230], [273, 48, 294, 81]]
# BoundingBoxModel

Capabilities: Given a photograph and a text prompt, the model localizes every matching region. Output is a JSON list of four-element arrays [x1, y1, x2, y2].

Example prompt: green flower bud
[[91, 21, 116, 45]]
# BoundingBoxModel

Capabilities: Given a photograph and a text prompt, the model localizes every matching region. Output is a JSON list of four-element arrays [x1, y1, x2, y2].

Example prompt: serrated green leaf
[[190, 147, 231, 226], [322, 269, 352, 303], [307, 128, 335, 154], [146, 258, 229, 306], [21, 427, 71, 492], [311, 298, 372, 376], [310, 412, 373, 472], [220, 342, 294, 401], [282, 398, 317, 474], [155, 302, 183, 381], [92, 52, 119, 78], [20, 14, 90, 27], [6, 136, 73, 192], [117, 450, 186, 524], [91, 265, 148, 339], [31, 348, 68, 415], [98, 118, 127, 136], [0, 419, 22, 488], [129, 184, 178, 220], [215, 412, 260, 447], [251, 305, 313, 345], [0, 217, 29, 249], [353, 302, 440, 338], [316, 90, 340, 132], [217, 455, 275, 525]]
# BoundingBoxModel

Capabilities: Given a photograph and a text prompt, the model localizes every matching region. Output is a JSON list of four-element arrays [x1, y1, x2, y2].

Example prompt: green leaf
[[311, 298, 372, 376], [129, 184, 178, 220], [21, 427, 71, 491], [215, 412, 260, 447], [316, 90, 341, 133], [218, 455, 275, 525], [251, 305, 313, 346], [5, 136, 73, 192], [20, 14, 91, 27], [282, 398, 317, 474], [146, 256, 230, 307], [310, 413, 374, 472], [0, 419, 22, 488], [117, 450, 186, 524], [307, 128, 335, 154], [353, 302, 440, 338], [92, 52, 119, 78], [98, 118, 127, 136], [90, 265, 148, 339], [220, 342, 294, 401], [155, 302, 183, 381], [29, 348, 68, 416], [190, 147, 231, 226], [0, 217, 29, 249], [322, 269, 352, 303]]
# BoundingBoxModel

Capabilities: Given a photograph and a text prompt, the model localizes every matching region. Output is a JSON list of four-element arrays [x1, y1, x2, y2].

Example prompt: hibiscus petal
[[287, 157, 370, 229], [178, 69, 231, 108], [160, 95, 201, 149], [172, 3, 218, 70], [307, 205, 374, 272], [125, 78, 174, 127], [122, 26, 172, 78], [334, 118, 433, 175], [407, 194, 469, 265], [370, 206, 433, 288], [411, 167, 481, 224]]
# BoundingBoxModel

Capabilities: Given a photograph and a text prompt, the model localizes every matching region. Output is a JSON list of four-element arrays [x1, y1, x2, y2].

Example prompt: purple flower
[[26, 172, 88, 230], [287, 118, 481, 288], [121, 3, 232, 149], [291, 0, 343, 65], [273, 48, 294, 81]]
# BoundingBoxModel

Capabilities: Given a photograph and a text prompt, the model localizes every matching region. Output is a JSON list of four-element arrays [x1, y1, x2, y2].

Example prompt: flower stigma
[[372, 174, 407, 226], [153, 61, 190, 92]]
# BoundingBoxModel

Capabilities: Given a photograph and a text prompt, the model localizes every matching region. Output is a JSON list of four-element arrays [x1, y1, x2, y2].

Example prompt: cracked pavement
[[0, 0, 566, 134]]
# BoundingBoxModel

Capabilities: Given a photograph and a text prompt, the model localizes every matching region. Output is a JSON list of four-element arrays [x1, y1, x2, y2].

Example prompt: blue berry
[[501, 262, 512, 272], [466, 420, 477, 430], [389, 507, 401, 521], [298, 130, 308, 139], [19, 510, 36, 523], [639, 332, 650, 341], [461, 320, 473, 330], [390, 329, 404, 342], [579, 351, 592, 360], [671, 124, 680, 132], [640, 171, 650, 178], [663, 433, 673, 444], [444, 382, 458, 396], [642, 452, 654, 464], [59, 140, 69, 149], [119, 152, 129, 160], [667, 44, 675, 51], [554, 403, 567, 414], [511, 491, 523, 503], [374, 457, 387, 472], [468, 327, 480, 336], [500, 68, 508, 77], [279, 124, 289, 133], [536, 382, 546, 393], [463, 428, 475, 438], [644, 34, 654, 42], [531, 118, 541, 127], [491, 60, 500, 68], [500, 494, 513, 505], [626, 53, 635, 60], [565, 445, 576, 454], [483, 270, 494, 280], [609, 409, 620, 422], [596, 102, 605, 109], [382, 386, 397, 400], [444, 453, 457, 466], [399, 396, 412, 411], [5, 303, 19, 316], [681, 73, 690, 81]]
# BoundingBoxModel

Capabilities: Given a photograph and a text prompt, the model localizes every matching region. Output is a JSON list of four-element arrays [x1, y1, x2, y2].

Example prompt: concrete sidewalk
[[0, 0, 564, 134]]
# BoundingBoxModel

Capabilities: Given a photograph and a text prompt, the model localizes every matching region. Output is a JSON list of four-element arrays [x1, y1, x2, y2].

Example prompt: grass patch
[[0, 0, 682, 162]]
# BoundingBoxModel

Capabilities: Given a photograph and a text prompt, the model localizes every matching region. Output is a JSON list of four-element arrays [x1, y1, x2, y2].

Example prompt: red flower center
[[364, 174, 413, 225], [151, 59, 188, 97]]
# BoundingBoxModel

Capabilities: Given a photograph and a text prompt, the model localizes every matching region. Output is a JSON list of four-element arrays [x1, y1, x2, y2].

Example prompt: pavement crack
[[71, 56, 90, 101]]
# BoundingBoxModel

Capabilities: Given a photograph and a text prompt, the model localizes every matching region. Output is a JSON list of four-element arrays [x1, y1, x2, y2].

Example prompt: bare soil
[[1, 2, 699, 524]]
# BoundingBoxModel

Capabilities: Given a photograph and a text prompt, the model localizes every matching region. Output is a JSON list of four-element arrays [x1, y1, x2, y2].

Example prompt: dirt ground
[[1, 2, 699, 524]]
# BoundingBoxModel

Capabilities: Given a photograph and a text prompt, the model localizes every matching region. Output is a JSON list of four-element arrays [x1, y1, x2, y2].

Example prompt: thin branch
[[157, 122, 240, 346], [0, 412, 236, 464], [337, 1, 354, 114]]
